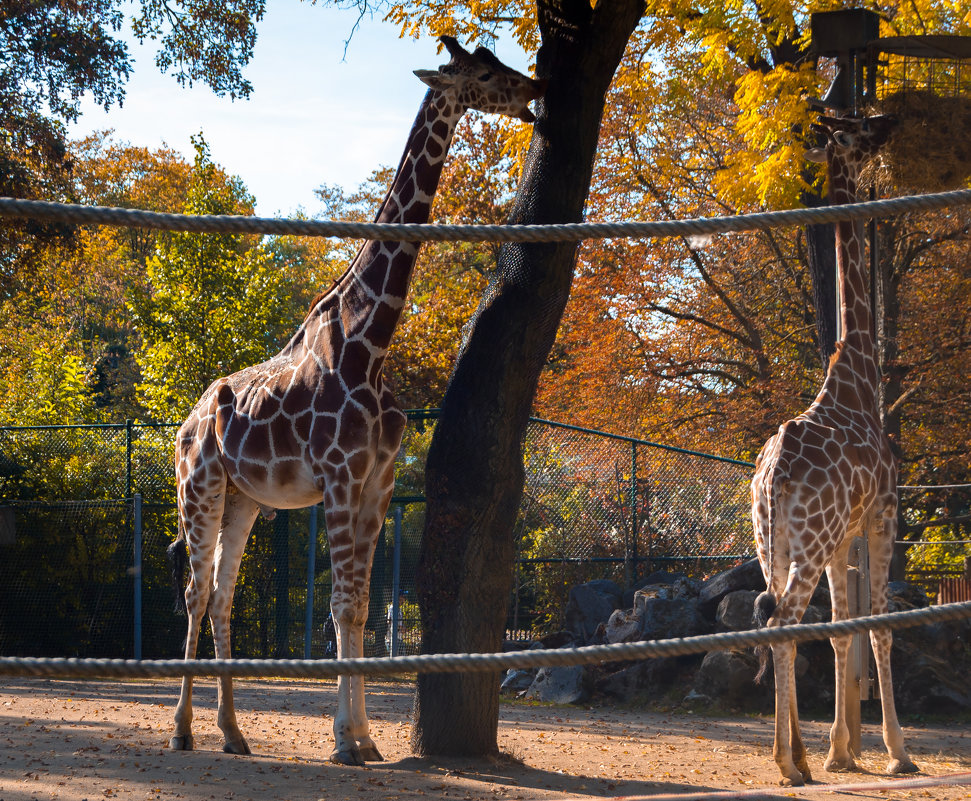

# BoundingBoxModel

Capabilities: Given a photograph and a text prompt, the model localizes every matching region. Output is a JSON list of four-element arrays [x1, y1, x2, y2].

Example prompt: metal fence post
[[125, 419, 134, 500], [304, 504, 318, 659], [390, 505, 403, 656], [630, 441, 639, 584], [133, 493, 142, 660]]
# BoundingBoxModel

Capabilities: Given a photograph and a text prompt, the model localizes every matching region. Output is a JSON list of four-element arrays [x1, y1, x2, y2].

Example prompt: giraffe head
[[414, 35, 547, 122], [805, 114, 898, 173]]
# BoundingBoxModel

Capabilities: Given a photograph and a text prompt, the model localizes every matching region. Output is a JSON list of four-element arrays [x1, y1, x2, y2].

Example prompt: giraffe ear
[[414, 69, 454, 91], [804, 147, 827, 163]]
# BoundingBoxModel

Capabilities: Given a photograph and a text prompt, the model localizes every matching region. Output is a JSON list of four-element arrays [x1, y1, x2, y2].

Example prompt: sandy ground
[[1, 677, 969, 801]]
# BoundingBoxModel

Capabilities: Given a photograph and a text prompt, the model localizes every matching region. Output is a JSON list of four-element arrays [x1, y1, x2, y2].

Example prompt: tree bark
[[411, 0, 645, 757], [804, 200, 839, 367]]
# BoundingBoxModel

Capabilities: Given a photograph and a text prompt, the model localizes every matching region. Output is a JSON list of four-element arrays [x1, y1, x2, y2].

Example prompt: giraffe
[[750, 114, 918, 787], [166, 36, 545, 766]]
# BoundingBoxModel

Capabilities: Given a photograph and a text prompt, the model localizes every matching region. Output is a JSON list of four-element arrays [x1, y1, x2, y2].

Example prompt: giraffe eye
[[478, 72, 493, 81]]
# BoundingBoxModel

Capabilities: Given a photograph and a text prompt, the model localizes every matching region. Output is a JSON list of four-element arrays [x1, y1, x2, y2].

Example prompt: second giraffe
[[751, 115, 918, 787]]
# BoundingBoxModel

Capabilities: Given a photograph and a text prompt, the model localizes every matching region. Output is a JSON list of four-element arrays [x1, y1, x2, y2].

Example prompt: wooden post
[[846, 535, 871, 756]]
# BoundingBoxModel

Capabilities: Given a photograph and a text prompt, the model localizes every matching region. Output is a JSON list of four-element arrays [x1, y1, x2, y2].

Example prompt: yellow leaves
[[708, 63, 821, 208], [384, 0, 538, 54], [699, 32, 737, 80]]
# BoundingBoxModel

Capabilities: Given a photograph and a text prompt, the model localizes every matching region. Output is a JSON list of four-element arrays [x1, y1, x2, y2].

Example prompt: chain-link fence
[[0, 415, 754, 659]]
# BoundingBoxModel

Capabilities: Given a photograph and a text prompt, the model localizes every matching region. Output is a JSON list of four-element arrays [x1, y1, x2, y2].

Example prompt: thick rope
[[602, 772, 971, 801], [1, 601, 968, 680], [2, 190, 970, 242]]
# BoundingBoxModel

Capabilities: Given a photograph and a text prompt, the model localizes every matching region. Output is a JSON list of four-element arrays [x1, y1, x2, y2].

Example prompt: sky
[[70, 2, 532, 217]]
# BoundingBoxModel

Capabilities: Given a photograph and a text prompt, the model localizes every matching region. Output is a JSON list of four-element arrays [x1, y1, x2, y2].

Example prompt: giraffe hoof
[[357, 743, 384, 762], [330, 747, 365, 766], [169, 734, 194, 751], [223, 737, 251, 755], [824, 754, 857, 773], [888, 758, 919, 775]]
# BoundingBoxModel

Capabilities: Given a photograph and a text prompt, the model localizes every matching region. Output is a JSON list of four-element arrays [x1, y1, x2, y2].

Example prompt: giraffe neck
[[828, 155, 874, 357], [292, 90, 466, 362], [823, 151, 880, 411]]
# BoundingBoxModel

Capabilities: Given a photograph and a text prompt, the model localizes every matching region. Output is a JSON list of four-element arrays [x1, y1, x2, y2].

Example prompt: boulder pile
[[502, 559, 971, 714]]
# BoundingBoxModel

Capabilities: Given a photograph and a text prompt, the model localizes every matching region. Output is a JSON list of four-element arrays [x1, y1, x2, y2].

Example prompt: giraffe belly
[[226, 462, 323, 510]]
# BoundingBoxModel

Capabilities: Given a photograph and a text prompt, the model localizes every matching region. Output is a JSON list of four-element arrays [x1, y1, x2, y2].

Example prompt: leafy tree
[[1, 0, 266, 295], [128, 136, 304, 421], [404, 0, 645, 757], [0, 322, 99, 426]]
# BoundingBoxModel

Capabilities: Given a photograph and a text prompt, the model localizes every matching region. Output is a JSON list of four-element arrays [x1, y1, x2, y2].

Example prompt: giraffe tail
[[752, 591, 777, 684], [167, 527, 189, 617]]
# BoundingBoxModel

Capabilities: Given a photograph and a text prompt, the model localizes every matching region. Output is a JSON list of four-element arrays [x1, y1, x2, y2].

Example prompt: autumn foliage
[[1, 2, 970, 500]]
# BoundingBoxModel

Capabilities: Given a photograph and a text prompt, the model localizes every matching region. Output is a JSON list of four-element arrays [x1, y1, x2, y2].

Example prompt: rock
[[622, 572, 695, 607], [888, 581, 930, 611], [643, 570, 689, 585], [689, 649, 765, 707], [525, 665, 591, 704], [893, 639, 971, 713], [596, 656, 691, 700], [715, 590, 760, 632], [639, 597, 709, 641], [604, 607, 643, 644], [564, 580, 622, 643], [535, 630, 576, 649], [698, 559, 766, 617], [500, 669, 536, 694]]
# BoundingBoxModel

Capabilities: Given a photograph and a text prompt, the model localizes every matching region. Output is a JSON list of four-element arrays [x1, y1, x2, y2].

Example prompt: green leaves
[[131, 0, 265, 100], [127, 136, 302, 421]]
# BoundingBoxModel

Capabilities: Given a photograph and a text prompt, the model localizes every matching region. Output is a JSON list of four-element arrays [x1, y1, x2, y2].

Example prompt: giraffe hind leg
[[171, 504, 221, 751], [209, 493, 260, 755], [348, 461, 400, 762]]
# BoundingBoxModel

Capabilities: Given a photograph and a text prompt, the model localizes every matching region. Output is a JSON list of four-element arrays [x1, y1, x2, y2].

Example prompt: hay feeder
[[869, 36, 971, 191], [809, 10, 971, 192]]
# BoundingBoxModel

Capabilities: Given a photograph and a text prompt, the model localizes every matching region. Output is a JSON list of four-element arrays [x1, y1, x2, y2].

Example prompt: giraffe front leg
[[868, 523, 917, 775], [824, 564, 857, 772], [870, 628, 918, 774], [330, 609, 365, 766], [329, 601, 383, 764], [824, 632, 858, 772]]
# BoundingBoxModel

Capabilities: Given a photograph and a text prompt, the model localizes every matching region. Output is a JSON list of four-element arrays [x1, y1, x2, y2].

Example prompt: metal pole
[[125, 419, 134, 500], [304, 505, 318, 660], [133, 493, 142, 661], [390, 505, 403, 657], [630, 442, 638, 584]]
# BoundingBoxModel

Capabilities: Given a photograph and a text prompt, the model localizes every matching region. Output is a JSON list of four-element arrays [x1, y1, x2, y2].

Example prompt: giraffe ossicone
[[167, 36, 544, 766], [751, 113, 917, 787]]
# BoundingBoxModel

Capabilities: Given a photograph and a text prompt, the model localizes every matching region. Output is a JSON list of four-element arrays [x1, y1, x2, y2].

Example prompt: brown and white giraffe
[[167, 36, 545, 766], [750, 114, 918, 787]]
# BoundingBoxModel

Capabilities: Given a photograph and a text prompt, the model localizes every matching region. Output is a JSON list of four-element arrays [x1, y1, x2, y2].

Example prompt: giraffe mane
[[827, 340, 845, 372]]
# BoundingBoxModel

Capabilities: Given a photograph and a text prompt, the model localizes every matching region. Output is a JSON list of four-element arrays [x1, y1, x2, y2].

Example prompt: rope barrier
[[2, 189, 971, 242], [602, 771, 971, 801], [2, 601, 968, 681]]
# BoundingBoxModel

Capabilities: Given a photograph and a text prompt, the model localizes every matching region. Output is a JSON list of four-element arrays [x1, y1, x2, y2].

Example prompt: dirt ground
[[1, 677, 968, 801]]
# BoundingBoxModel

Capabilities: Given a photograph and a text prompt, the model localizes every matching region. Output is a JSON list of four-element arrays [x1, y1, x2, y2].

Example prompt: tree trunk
[[875, 219, 908, 580], [411, 0, 644, 757], [804, 202, 839, 366]]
